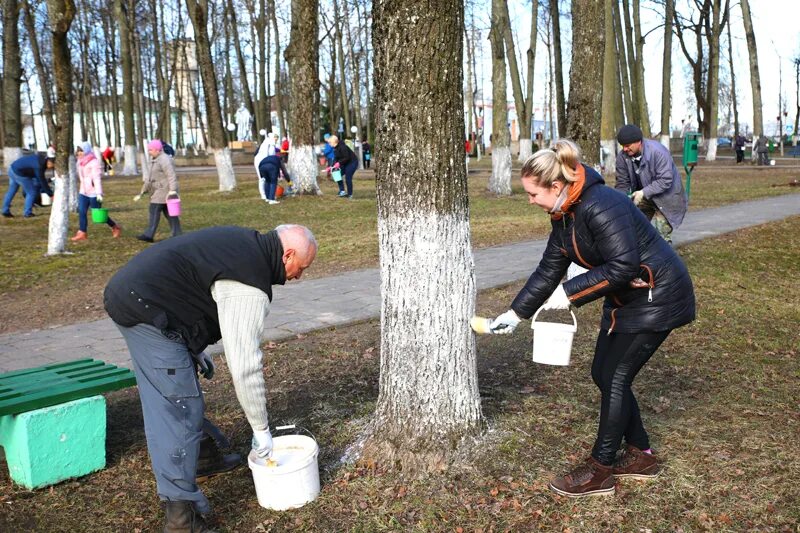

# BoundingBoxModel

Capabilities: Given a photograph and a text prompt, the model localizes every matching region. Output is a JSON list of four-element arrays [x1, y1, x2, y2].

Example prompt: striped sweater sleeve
[[211, 280, 272, 431]]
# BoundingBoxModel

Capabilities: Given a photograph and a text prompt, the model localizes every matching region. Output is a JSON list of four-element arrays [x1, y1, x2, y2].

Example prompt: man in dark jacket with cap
[[2, 154, 54, 218], [615, 124, 687, 244], [105, 224, 316, 532]]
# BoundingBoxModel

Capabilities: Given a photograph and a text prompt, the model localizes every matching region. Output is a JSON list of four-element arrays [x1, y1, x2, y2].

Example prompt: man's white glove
[[252, 429, 274, 458], [490, 309, 521, 335], [96, 195, 103, 204], [541, 284, 571, 310], [194, 351, 214, 380], [631, 189, 645, 206], [133, 194, 142, 202]]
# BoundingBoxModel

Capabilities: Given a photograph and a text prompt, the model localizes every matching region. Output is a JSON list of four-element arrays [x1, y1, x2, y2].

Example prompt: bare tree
[[186, 0, 237, 190], [725, 8, 739, 137], [613, 0, 633, 124], [566, 0, 603, 165], [488, 0, 511, 195], [503, 0, 537, 161], [23, 0, 57, 144], [284, 0, 321, 194], [227, 0, 256, 139], [116, 0, 137, 173], [793, 56, 799, 144], [549, 0, 565, 136], [600, 0, 616, 173], [631, 0, 650, 135], [3, 0, 23, 166], [739, 0, 762, 136], [268, 0, 288, 137], [333, 0, 350, 136], [361, 0, 481, 475], [659, 0, 674, 147]]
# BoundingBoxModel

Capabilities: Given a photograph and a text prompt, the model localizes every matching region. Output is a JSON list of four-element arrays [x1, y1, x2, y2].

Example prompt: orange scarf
[[550, 164, 586, 221]]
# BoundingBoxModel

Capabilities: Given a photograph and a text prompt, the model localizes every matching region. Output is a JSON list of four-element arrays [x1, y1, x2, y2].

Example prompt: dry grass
[[1, 213, 798, 532]]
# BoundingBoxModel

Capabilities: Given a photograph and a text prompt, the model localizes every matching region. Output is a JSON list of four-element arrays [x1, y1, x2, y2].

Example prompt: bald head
[[276, 224, 317, 280]]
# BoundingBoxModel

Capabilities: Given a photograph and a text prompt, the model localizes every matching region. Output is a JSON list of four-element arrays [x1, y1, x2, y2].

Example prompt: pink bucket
[[166, 197, 181, 217]]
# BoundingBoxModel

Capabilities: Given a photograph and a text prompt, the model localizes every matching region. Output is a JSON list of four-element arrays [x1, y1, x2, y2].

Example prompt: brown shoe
[[111, 224, 122, 238], [549, 456, 615, 497], [70, 230, 88, 242], [163, 501, 217, 533], [613, 445, 660, 479]]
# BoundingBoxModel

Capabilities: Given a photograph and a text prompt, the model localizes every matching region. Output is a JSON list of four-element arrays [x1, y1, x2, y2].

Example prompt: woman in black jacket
[[327, 134, 358, 198], [483, 140, 695, 498]]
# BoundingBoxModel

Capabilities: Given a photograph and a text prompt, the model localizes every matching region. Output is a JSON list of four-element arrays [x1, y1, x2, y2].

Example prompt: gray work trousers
[[116, 323, 210, 514]]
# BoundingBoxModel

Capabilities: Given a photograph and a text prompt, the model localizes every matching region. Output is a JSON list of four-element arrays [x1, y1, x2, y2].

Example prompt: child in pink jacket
[[71, 141, 122, 241]]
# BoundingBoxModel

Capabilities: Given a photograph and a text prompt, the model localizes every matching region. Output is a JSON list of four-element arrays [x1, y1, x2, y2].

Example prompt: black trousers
[[590, 329, 670, 465], [143, 202, 181, 239]]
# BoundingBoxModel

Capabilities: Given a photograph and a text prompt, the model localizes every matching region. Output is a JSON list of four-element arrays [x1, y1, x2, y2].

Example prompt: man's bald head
[[275, 224, 317, 280]]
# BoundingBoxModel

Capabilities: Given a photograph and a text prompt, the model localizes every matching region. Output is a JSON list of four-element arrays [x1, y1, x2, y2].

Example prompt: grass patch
[[1, 215, 798, 532]]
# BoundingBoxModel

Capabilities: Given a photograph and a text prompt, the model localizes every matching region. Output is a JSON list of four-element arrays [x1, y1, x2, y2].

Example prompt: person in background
[[258, 148, 292, 205], [102, 146, 116, 175], [755, 134, 769, 166], [327, 134, 358, 198], [614, 124, 688, 244], [362, 137, 372, 169], [321, 133, 336, 177], [479, 139, 695, 498], [2, 153, 54, 218], [254, 136, 275, 200], [280, 137, 290, 164], [104, 224, 317, 532], [734, 133, 746, 164], [71, 142, 122, 241], [133, 139, 181, 243]]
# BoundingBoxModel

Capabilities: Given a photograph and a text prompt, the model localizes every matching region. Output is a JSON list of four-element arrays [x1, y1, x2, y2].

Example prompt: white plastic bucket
[[531, 307, 577, 366], [40, 193, 52, 206], [248, 428, 320, 511]]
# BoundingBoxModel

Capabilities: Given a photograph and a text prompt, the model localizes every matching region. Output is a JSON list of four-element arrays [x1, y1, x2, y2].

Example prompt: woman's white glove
[[489, 309, 521, 335], [96, 195, 103, 204], [252, 429, 274, 458], [541, 284, 571, 310]]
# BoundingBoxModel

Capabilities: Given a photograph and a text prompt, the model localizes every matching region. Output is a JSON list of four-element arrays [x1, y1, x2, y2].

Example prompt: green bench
[[0, 359, 136, 489]]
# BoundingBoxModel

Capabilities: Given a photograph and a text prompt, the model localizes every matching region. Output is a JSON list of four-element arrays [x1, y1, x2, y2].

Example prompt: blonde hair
[[327, 134, 339, 145], [520, 139, 582, 186]]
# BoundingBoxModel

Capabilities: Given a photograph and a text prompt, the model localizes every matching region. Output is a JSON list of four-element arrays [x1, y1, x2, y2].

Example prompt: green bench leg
[[0, 395, 107, 489]]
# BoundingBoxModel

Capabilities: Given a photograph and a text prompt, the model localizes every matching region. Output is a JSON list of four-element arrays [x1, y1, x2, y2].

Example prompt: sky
[[486, 0, 800, 137]]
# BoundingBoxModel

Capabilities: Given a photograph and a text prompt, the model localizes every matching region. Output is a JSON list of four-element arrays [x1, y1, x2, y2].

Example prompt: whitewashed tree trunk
[[489, 146, 512, 195], [213, 147, 237, 191], [122, 144, 138, 174], [288, 145, 320, 194], [46, 174, 69, 255], [67, 154, 78, 212], [3, 147, 23, 171], [600, 139, 616, 174], [706, 138, 718, 161], [659, 134, 670, 150], [519, 138, 533, 161]]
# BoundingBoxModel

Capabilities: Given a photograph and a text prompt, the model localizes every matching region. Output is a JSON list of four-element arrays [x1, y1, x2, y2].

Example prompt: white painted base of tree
[[489, 146, 512, 195], [47, 175, 70, 255], [122, 145, 138, 175], [288, 145, 321, 195], [363, 212, 482, 472], [213, 148, 237, 191], [518, 138, 533, 161], [659, 134, 670, 150], [67, 155, 79, 212], [3, 147, 23, 171], [706, 138, 718, 161], [600, 139, 617, 176]]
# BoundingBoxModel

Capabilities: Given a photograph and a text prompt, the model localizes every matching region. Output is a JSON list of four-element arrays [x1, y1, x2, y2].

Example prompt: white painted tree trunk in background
[[288, 145, 321, 194], [67, 155, 78, 212], [213, 147, 237, 191], [600, 139, 616, 176], [489, 146, 512, 195], [706, 138, 718, 161], [660, 134, 670, 150], [46, 174, 69, 255], [122, 145, 138, 175], [518, 138, 533, 161], [3, 147, 23, 171]]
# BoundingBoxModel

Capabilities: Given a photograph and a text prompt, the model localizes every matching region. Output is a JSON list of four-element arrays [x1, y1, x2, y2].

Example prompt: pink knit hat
[[147, 139, 163, 151]]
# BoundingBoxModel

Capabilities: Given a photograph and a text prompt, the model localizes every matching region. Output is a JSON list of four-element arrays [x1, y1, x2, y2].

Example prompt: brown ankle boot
[[549, 456, 615, 497], [196, 435, 243, 482], [70, 230, 88, 242], [613, 445, 660, 479], [163, 501, 217, 533]]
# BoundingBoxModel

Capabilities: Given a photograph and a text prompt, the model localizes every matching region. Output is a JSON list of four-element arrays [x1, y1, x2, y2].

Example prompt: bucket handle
[[531, 307, 577, 330], [272, 424, 316, 442]]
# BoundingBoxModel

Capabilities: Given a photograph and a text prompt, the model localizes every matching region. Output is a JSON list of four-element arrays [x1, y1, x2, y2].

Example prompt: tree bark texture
[[550, 0, 565, 136], [632, 0, 650, 135], [489, 0, 511, 195], [116, 0, 137, 174], [739, 0, 762, 135], [704, 0, 730, 162], [23, 0, 57, 144], [613, 0, 633, 124], [600, 0, 616, 174], [3, 0, 22, 155], [621, 0, 640, 126], [285, 0, 320, 194], [365, 0, 482, 475], [566, 0, 604, 166], [660, 0, 673, 147]]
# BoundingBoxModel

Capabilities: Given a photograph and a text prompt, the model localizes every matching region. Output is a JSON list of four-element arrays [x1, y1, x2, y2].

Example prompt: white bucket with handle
[[248, 425, 320, 511], [531, 307, 577, 366]]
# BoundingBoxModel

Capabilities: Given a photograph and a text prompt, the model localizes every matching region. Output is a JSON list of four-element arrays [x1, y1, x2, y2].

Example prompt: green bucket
[[91, 207, 109, 224]]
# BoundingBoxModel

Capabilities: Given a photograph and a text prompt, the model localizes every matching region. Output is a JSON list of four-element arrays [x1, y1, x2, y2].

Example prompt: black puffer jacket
[[511, 164, 695, 334]]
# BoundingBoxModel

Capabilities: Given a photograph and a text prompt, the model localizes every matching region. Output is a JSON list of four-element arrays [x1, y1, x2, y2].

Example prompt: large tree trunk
[[566, 0, 604, 166], [550, 0, 565, 137], [361, 0, 481, 475], [621, 0, 640, 126], [3, 0, 23, 167], [632, 0, 650, 136], [116, 0, 138, 174], [740, 0, 762, 136], [186, 0, 237, 191], [285, 0, 320, 194], [659, 0, 673, 148], [488, 0, 511, 195], [704, 0, 729, 162], [255, 0, 268, 133], [46, 0, 75, 255], [599, 0, 616, 175], [23, 0, 57, 144]]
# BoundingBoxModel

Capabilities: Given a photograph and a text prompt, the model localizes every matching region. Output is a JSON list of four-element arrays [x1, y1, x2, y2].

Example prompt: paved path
[[2, 193, 799, 373]]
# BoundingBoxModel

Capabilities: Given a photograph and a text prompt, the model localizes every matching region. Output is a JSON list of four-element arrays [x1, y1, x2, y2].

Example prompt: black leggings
[[590, 330, 670, 465], [143, 203, 182, 239]]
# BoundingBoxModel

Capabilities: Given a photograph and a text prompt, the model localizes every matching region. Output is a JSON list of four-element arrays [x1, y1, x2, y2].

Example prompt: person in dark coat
[[480, 140, 696, 498], [327, 134, 358, 198], [258, 148, 292, 204], [361, 138, 372, 169], [734, 133, 747, 164], [2, 154, 54, 218]]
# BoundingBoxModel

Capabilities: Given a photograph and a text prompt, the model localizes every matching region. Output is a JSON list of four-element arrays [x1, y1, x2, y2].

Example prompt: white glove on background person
[[96, 195, 103, 204], [631, 189, 645, 206], [252, 429, 274, 458], [133, 194, 142, 202], [541, 284, 571, 310], [490, 309, 521, 335]]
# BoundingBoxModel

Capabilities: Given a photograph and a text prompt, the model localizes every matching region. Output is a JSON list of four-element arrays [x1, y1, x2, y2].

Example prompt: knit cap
[[81, 141, 93, 155], [147, 139, 163, 151], [617, 124, 643, 145]]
